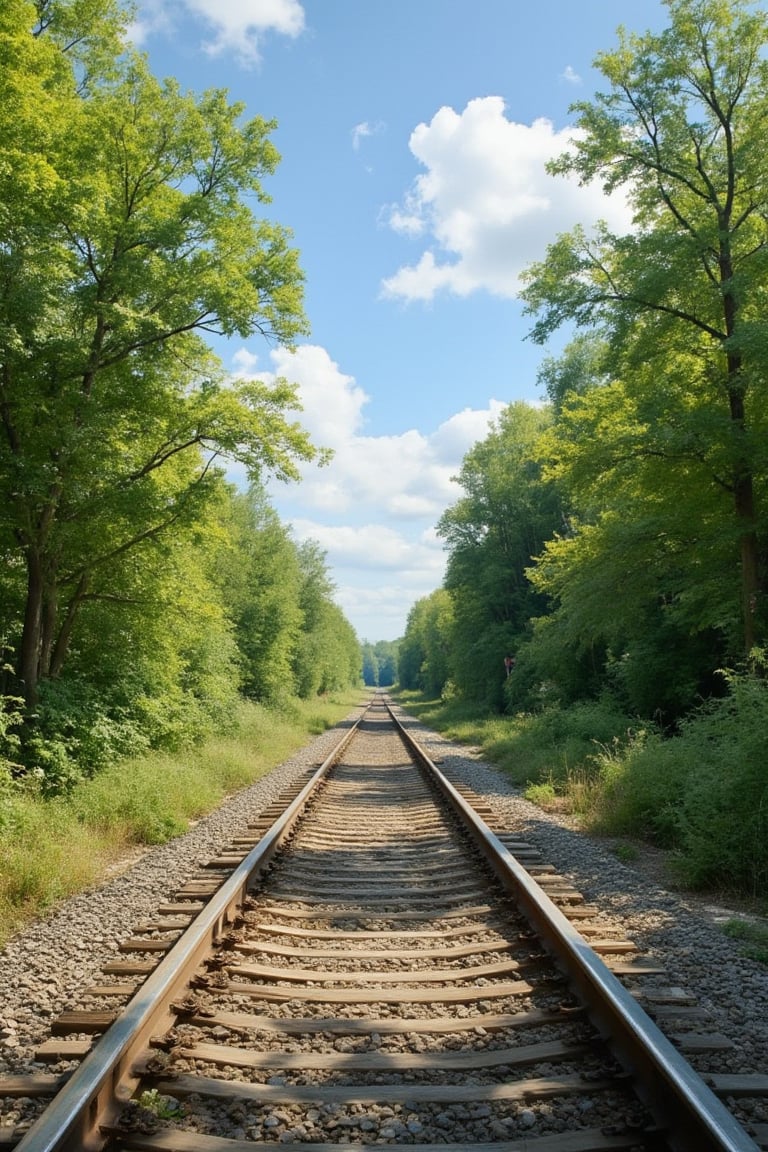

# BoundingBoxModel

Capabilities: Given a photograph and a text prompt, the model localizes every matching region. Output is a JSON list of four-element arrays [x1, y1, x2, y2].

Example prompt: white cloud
[[289, 521, 419, 570], [561, 65, 582, 84], [352, 123, 372, 150], [430, 402, 508, 462], [351, 121, 384, 151], [381, 96, 632, 303], [234, 343, 501, 518], [134, 0, 304, 64], [385, 206, 425, 237], [229, 343, 506, 638]]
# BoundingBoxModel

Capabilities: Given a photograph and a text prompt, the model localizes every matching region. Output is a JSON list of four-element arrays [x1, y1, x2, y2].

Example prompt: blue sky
[[131, 0, 666, 642]]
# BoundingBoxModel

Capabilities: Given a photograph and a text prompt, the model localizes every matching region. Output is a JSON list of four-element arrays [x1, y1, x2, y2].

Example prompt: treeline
[[361, 641, 399, 688], [400, 0, 768, 894], [0, 0, 360, 788]]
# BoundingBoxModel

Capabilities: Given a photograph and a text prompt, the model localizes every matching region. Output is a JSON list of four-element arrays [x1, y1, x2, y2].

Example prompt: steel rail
[[386, 698, 758, 1152], [13, 704, 370, 1152]]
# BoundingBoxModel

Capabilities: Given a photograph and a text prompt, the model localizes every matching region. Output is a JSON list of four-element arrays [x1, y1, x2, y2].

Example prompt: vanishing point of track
[[3, 696, 763, 1152]]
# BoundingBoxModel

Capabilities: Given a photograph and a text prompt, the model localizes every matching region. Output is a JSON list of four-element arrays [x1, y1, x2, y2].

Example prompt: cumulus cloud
[[234, 343, 501, 518], [289, 522, 418, 570], [133, 0, 304, 64], [230, 343, 505, 637], [381, 95, 632, 303], [237, 344, 369, 450]]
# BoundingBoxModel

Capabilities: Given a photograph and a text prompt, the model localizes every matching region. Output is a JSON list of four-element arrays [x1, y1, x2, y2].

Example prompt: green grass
[[394, 681, 768, 901], [722, 918, 768, 966], [0, 692, 364, 947], [393, 689, 634, 788]]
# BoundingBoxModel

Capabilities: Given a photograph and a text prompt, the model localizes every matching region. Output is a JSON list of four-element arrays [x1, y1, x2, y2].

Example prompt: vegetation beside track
[[0, 692, 364, 948], [394, 682, 768, 907]]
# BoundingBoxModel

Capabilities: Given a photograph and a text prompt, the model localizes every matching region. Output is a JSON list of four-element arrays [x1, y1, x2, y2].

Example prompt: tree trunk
[[49, 573, 89, 679], [18, 548, 44, 709], [734, 472, 760, 654]]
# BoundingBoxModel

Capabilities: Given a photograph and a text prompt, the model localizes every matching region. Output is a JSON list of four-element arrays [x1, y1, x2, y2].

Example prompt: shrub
[[672, 667, 768, 892], [0, 692, 24, 782], [587, 728, 687, 845]]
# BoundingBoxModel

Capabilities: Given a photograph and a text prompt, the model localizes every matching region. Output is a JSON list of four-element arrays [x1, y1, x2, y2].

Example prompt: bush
[[672, 667, 768, 892], [588, 728, 686, 845], [483, 697, 638, 786], [586, 662, 768, 892], [0, 692, 24, 781]]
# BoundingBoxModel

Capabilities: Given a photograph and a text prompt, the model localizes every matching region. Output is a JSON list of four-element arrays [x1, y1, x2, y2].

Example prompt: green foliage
[[0, 689, 24, 778], [587, 728, 687, 845], [722, 919, 768, 966], [609, 841, 639, 863], [361, 643, 379, 687], [374, 641, 399, 687], [0, 692, 362, 945], [0, 4, 365, 865], [672, 668, 768, 892], [585, 663, 768, 891], [215, 486, 304, 703], [438, 402, 563, 710], [291, 541, 362, 699], [0, 2, 319, 718], [398, 590, 453, 697], [523, 780, 557, 807], [521, 0, 768, 658], [361, 639, 398, 687], [135, 1091, 182, 1120]]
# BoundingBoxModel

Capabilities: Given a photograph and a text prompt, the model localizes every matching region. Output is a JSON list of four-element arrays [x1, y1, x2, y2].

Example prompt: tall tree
[[438, 402, 562, 707], [373, 640, 398, 687], [398, 590, 453, 697], [215, 486, 304, 703], [293, 541, 361, 698], [521, 0, 768, 655], [0, 0, 317, 707], [361, 643, 379, 687]]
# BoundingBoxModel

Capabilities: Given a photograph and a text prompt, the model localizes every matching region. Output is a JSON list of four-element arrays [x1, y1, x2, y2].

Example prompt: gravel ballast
[[1, 701, 767, 1138]]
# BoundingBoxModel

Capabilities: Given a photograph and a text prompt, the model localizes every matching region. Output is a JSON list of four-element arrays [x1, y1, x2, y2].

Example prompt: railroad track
[[1, 696, 764, 1151]]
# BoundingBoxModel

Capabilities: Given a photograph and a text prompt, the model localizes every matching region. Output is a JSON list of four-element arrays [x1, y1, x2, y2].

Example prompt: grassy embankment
[[393, 685, 768, 910], [0, 692, 365, 948]]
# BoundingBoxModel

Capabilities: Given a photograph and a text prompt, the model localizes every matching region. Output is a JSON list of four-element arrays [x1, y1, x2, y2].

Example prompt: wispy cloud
[[351, 120, 384, 151], [561, 64, 582, 84], [134, 0, 305, 66], [352, 122, 372, 150]]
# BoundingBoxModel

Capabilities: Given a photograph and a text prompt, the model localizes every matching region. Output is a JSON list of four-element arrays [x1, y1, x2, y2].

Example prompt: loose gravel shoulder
[[2, 703, 767, 1135], [393, 708, 768, 1127]]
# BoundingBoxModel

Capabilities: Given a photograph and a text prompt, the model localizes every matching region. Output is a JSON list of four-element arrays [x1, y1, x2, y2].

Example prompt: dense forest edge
[[0, 0, 365, 943], [394, 0, 768, 909], [0, 3, 363, 777], [0, 692, 365, 948]]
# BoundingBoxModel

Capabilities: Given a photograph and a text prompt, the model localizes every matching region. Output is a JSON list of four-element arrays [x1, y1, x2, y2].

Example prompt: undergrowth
[[394, 665, 768, 901], [0, 692, 362, 947]]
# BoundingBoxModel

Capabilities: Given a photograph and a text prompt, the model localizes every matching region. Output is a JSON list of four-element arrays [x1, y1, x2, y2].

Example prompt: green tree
[[0, 1, 316, 708], [361, 643, 379, 687], [293, 541, 361, 698], [527, 349, 735, 717], [521, 0, 768, 655], [373, 640, 398, 687], [438, 402, 562, 708], [537, 334, 610, 413], [398, 590, 453, 697], [213, 486, 304, 704]]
